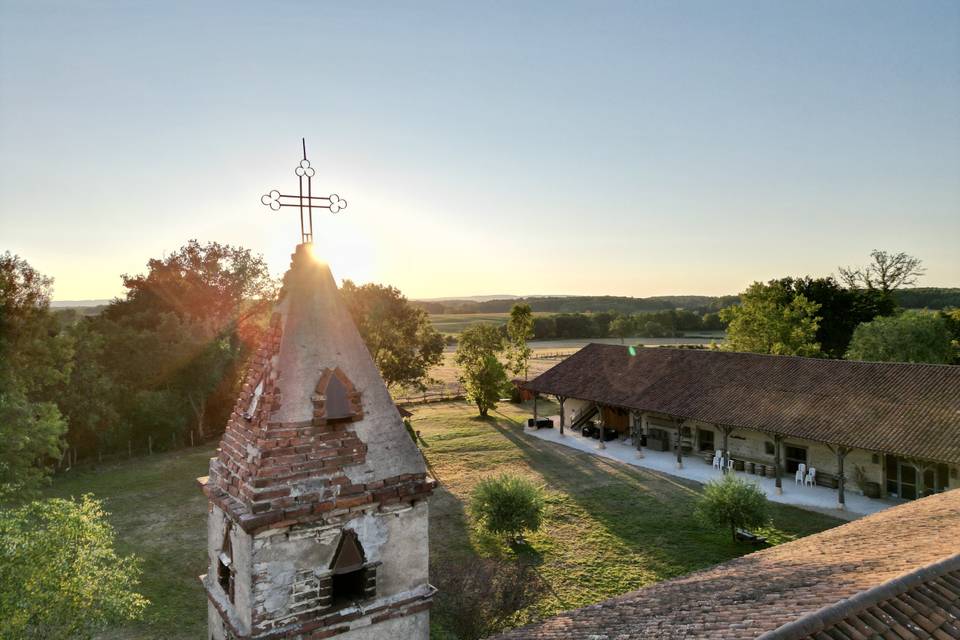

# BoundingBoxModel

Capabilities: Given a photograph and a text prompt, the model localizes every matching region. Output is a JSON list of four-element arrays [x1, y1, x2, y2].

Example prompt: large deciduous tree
[[96, 240, 276, 443], [0, 253, 69, 498], [609, 314, 634, 344], [340, 280, 444, 391], [455, 324, 509, 417], [720, 280, 822, 357], [506, 303, 534, 379], [838, 249, 925, 293], [776, 277, 894, 358], [845, 311, 955, 364], [107, 239, 276, 333]]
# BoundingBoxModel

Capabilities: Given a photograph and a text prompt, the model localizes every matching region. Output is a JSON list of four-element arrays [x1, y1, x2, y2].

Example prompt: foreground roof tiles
[[523, 344, 960, 464], [493, 490, 960, 639]]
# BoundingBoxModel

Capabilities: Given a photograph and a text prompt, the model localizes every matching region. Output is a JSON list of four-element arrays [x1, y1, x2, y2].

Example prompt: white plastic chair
[[795, 468, 804, 485], [804, 467, 816, 487], [712, 451, 723, 470], [726, 457, 735, 472], [798, 463, 807, 477]]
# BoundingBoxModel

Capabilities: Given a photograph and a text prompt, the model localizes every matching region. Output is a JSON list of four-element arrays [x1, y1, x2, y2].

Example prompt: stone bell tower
[[199, 245, 435, 639]]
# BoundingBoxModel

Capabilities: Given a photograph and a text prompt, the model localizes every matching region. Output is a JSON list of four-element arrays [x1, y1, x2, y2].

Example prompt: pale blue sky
[[1, 1, 958, 300]]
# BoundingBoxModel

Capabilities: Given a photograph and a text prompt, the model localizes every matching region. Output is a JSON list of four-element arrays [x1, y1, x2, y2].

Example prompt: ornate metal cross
[[261, 139, 347, 244]]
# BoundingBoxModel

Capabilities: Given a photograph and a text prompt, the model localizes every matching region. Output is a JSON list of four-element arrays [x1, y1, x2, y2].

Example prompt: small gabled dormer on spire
[[313, 367, 363, 424]]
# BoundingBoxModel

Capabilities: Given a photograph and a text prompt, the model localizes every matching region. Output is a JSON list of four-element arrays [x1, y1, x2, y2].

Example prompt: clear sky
[[1, 1, 958, 301]]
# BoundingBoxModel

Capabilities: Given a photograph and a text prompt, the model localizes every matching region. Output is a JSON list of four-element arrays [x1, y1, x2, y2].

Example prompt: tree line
[[417, 294, 739, 315], [417, 288, 960, 317], [531, 308, 725, 341], [0, 241, 446, 497], [721, 251, 960, 363]]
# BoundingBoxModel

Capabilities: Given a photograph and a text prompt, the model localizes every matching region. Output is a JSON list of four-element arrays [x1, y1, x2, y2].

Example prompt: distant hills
[[50, 299, 112, 308], [51, 287, 960, 316]]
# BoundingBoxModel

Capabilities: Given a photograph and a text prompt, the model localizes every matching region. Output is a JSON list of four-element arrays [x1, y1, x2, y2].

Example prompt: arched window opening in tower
[[329, 530, 375, 606]]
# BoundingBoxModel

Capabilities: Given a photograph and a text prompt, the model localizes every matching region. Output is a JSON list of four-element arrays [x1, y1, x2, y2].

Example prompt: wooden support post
[[837, 447, 850, 510], [598, 415, 606, 450], [722, 426, 733, 474], [128, 440, 132, 458], [533, 394, 538, 421], [774, 435, 783, 495], [148, 435, 153, 456], [190, 430, 195, 447], [675, 420, 684, 469], [915, 462, 926, 499], [634, 412, 645, 459], [558, 396, 565, 436]]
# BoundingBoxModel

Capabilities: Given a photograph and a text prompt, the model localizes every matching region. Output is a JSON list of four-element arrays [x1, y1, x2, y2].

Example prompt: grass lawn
[[44, 400, 843, 639]]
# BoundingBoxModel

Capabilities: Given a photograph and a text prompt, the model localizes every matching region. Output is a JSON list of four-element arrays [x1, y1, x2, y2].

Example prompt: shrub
[[695, 474, 769, 542], [470, 474, 545, 541]]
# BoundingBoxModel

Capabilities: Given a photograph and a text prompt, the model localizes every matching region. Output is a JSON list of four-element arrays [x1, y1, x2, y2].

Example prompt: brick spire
[[201, 244, 433, 535]]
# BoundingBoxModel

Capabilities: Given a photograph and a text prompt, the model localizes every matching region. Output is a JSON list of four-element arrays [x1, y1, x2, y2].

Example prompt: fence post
[[148, 435, 153, 455], [190, 430, 195, 447], [128, 440, 132, 458]]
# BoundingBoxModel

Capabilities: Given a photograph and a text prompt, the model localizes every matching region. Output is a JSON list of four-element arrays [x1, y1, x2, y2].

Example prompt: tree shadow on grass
[[486, 408, 789, 581]]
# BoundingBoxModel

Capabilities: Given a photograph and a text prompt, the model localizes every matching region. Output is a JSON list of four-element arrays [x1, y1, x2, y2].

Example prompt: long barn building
[[523, 344, 960, 506]]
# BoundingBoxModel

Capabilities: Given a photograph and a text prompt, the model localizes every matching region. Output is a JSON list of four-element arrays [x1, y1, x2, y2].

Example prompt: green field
[[44, 400, 842, 639], [429, 313, 514, 335]]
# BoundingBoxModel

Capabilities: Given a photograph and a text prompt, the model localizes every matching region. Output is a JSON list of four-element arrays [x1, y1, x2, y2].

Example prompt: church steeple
[[199, 244, 435, 640]]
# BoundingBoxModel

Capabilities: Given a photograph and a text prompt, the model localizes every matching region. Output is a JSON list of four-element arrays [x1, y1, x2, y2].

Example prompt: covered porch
[[524, 411, 900, 518]]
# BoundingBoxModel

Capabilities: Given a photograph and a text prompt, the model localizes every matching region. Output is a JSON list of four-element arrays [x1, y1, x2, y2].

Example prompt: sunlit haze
[[1, 2, 958, 301]]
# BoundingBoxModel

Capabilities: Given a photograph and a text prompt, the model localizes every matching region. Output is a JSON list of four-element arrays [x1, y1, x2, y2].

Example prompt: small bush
[[695, 474, 769, 542], [470, 474, 545, 541]]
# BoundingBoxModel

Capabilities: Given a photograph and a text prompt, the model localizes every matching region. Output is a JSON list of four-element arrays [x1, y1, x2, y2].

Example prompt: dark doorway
[[697, 428, 714, 452], [784, 445, 807, 474]]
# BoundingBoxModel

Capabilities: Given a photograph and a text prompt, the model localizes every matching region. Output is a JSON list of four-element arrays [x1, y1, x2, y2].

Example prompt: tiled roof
[[492, 489, 960, 640], [523, 344, 960, 464], [767, 557, 960, 640]]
